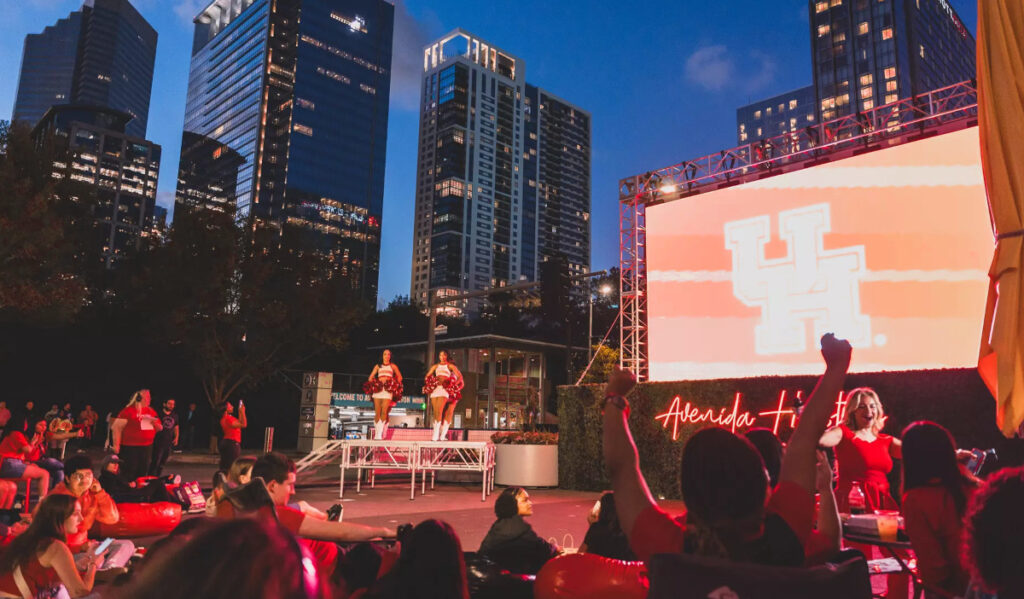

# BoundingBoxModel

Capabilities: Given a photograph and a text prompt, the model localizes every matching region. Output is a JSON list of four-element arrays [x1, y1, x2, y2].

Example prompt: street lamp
[[589, 284, 614, 362]]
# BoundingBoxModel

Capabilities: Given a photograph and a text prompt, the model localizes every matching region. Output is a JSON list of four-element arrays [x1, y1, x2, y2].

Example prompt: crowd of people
[[0, 337, 1021, 598]]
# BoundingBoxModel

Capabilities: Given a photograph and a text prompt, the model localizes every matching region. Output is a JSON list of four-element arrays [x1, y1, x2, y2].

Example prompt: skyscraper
[[35, 105, 160, 269], [12, 0, 157, 139], [175, 0, 393, 303], [810, 0, 975, 121], [736, 85, 816, 145], [411, 30, 591, 312]]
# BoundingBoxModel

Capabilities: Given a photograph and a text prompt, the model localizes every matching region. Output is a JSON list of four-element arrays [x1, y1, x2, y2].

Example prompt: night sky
[[0, 0, 978, 308]]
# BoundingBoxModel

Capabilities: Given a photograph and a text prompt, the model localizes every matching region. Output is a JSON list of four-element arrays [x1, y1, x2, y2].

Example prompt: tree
[[579, 345, 620, 384], [0, 121, 94, 325], [120, 207, 368, 409]]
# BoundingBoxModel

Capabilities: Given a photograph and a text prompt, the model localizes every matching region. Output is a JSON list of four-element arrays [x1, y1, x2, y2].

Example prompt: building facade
[[175, 0, 393, 303], [411, 30, 591, 312], [810, 0, 975, 121], [36, 105, 160, 269], [12, 0, 157, 139], [736, 85, 816, 145]]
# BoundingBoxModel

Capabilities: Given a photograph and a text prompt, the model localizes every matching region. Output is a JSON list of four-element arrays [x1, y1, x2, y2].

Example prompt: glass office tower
[[176, 0, 393, 303], [12, 0, 157, 139]]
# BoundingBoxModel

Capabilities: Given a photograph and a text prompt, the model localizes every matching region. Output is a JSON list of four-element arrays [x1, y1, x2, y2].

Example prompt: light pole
[[589, 284, 614, 363]]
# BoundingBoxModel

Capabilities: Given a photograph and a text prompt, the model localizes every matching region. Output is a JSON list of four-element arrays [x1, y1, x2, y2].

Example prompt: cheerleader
[[365, 350, 403, 440], [424, 351, 463, 441]]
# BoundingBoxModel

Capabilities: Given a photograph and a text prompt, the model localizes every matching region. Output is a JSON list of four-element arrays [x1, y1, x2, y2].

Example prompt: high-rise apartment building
[[175, 0, 393, 303], [12, 0, 157, 139], [411, 30, 591, 312], [736, 85, 816, 144], [35, 105, 160, 269], [810, 0, 975, 121]]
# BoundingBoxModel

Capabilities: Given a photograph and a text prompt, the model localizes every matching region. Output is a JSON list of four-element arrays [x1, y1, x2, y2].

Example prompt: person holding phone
[[111, 390, 162, 481], [0, 494, 107, 598], [218, 401, 247, 472]]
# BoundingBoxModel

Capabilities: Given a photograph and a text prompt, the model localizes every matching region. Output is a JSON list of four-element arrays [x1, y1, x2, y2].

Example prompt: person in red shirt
[[900, 422, 979, 598], [0, 494, 107, 598], [602, 334, 852, 569], [217, 452, 394, 577], [0, 415, 53, 496], [218, 400, 247, 472], [111, 389, 162, 481]]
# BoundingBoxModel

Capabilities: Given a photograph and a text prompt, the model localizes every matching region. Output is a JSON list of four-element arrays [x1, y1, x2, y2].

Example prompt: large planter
[[494, 444, 558, 487]]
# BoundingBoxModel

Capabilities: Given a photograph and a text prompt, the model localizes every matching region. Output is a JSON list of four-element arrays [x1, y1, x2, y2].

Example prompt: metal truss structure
[[618, 80, 979, 380]]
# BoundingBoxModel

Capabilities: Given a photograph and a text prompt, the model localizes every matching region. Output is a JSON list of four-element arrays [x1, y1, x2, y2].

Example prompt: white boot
[[439, 421, 450, 441], [381, 421, 389, 439], [431, 421, 441, 441], [373, 421, 383, 439]]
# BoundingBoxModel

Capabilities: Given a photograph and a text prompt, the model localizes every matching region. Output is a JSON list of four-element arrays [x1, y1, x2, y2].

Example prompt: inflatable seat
[[92, 501, 182, 538], [534, 553, 648, 599]]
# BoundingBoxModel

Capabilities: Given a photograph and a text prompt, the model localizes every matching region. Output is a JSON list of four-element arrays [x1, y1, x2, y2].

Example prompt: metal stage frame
[[617, 80, 979, 380], [338, 439, 495, 502]]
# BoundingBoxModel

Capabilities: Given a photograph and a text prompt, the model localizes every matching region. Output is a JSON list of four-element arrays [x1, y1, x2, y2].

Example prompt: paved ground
[[155, 451, 893, 594], [159, 450, 690, 551]]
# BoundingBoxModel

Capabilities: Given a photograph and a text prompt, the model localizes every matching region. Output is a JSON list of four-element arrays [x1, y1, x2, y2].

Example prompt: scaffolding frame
[[618, 80, 979, 379]]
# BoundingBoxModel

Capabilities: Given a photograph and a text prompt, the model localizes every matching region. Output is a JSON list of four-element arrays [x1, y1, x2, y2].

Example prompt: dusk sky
[[0, 0, 978, 308]]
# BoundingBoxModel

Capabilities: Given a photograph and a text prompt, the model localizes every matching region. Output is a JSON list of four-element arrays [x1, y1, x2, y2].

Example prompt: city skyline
[[0, 0, 979, 308]]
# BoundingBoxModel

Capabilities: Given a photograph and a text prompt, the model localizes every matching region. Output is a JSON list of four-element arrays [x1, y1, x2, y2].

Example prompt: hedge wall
[[558, 368, 1007, 500]]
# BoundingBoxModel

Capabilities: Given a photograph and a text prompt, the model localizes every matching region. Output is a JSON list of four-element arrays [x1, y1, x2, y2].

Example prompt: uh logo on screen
[[725, 203, 872, 355]]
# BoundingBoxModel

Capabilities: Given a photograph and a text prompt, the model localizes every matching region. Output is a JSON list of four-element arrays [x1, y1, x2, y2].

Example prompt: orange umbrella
[[977, 0, 1024, 437]]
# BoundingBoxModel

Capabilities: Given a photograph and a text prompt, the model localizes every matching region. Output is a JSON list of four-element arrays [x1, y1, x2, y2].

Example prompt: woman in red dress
[[820, 387, 905, 598]]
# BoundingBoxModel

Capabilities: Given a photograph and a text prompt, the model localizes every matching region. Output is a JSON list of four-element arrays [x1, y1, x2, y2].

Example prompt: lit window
[[859, 73, 873, 85], [885, 93, 898, 104], [882, 28, 893, 40], [860, 86, 873, 99], [833, 32, 846, 42], [817, 24, 831, 37], [789, 99, 798, 109], [862, 100, 874, 110], [756, 127, 762, 136], [884, 66, 896, 79], [778, 103, 785, 112], [822, 109, 836, 120], [886, 80, 898, 92], [815, 1, 829, 12], [754, 110, 762, 119], [296, 97, 315, 110], [294, 124, 313, 136], [919, 44, 925, 58], [789, 117, 797, 128], [740, 132, 748, 141], [807, 114, 815, 122], [766, 107, 772, 116], [830, 0, 842, 6], [739, 123, 746, 132], [821, 96, 836, 109], [857, 22, 869, 35]]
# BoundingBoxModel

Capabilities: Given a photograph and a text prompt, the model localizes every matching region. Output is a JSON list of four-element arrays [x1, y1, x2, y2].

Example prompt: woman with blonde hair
[[111, 389, 163, 481], [819, 387, 901, 513], [364, 349, 403, 440]]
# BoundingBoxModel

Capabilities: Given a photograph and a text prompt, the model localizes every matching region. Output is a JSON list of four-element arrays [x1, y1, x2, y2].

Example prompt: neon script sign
[[654, 390, 848, 441]]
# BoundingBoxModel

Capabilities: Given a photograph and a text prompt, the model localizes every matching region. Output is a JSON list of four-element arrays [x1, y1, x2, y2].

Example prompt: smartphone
[[94, 538, 114, 556]]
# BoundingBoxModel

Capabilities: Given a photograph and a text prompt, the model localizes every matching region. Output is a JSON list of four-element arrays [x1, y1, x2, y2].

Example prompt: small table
[[843, 531, 913, 574]]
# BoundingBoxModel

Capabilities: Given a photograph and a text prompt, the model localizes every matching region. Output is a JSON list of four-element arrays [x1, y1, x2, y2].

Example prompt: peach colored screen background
[[647, 127, 993, 381]]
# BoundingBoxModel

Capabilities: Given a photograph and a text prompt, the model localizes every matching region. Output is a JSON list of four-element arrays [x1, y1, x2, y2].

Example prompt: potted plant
[[491, 431, 559, 487]]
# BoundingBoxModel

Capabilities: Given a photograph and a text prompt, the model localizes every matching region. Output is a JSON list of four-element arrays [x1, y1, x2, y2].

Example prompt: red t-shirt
[[0, 432, 29, 461], [902, 484, 973, 594], [834, 426, 897, 512], [221, 414, 241, 443], [118, 406, 159, 446], [630, 480, 814, 564]]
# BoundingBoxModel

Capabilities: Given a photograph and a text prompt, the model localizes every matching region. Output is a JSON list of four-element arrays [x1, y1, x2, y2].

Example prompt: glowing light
[[758, 390, 795, 436], [658, 183, 677, 195], [655, 393, 758, 441]]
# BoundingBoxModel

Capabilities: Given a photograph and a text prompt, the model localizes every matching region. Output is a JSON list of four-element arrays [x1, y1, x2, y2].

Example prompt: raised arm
[[602, 368, 656, 539], [815, 450, 842, 556], [779, 334, 851, 494]]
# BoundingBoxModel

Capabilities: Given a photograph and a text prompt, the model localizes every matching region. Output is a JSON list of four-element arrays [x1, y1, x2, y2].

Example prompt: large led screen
[[647, 127, 992, 381]]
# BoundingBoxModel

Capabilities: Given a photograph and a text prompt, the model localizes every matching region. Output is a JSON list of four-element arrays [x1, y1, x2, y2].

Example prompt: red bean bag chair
[[92, 502, 182, 538], [534, 553, 648, 599]]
